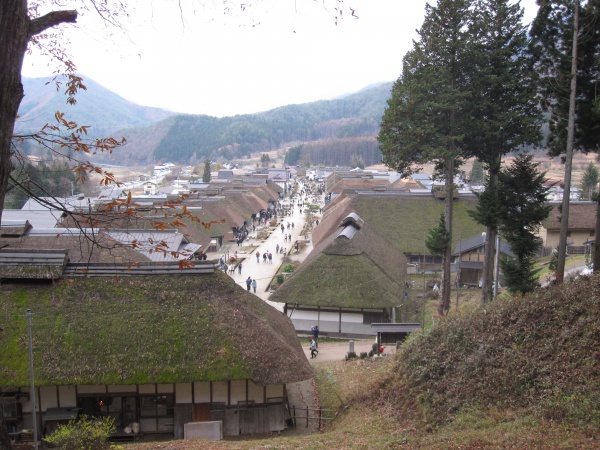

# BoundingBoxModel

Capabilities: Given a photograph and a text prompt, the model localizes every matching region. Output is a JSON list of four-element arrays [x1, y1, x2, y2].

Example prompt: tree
[[463, 0, 542, 304], [530, 0, 600, 279], [260, 153, 270, 168], [202, 159, 212, 183], [497, 154, 551, 295], [469, 159, 484, 185], [350, 154, 365, 169], [426, 213, 452, 257], [379, 0, 474, 316], [579, 161, 599, 200]]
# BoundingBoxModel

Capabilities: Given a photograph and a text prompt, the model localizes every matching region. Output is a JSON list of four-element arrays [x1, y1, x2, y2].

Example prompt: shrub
[[282, 263, 295, 273], [276, 274, 285, 284], [45, 415, 115, 450]]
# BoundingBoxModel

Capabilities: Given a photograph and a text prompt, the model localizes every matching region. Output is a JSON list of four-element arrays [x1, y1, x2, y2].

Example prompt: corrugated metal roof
[[106, 230, 199, 262], [63, 261, 216, 277], [0, 249, 69, 279]]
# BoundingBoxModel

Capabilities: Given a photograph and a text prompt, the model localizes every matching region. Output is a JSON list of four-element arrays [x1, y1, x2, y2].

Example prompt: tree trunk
[[0, 3, 77, 225], [594, 194, 600, 273], [556, 0, 579, 284], [439, 158, 454, 317], [480, 157, 500, 305], [0, 0, 30, 225]]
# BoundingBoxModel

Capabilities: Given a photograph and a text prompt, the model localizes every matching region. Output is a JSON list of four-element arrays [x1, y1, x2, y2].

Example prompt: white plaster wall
[[230, 380, 246, 404], [194, 382, 210, 403], [288, 310, 318, 320], [340, 312, 364, 323], [138, 384, 155, 394], [248, 381, 263, 403], [212, 381, 228, 404], [40, 386, 58, 410], [77, 385, 105, 394], [319, 311, 341, 322], [176, 383, 192, 404], [157, 384, 173, 394], [59, 386, 77, 407], [266, 384, 284, 400]]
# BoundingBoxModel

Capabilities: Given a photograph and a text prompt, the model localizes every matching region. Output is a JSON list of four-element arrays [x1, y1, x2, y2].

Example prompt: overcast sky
[[22, 0, 539, 117]]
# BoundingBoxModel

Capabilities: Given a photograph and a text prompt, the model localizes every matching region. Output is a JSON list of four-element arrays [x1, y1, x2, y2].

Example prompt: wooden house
[[452, 234, 514, 287], [538, 202, 597, 254], [0, 263, 312, 441], [270, 213, 407, 337]]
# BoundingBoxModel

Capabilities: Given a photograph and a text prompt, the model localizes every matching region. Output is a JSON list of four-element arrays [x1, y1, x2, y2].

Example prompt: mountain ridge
[[16, 75, 393, 167]]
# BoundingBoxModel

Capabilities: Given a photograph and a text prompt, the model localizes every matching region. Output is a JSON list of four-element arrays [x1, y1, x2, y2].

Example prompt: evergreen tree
[[464, 0, 542, 304], [530, 0, 600, 277], [469, 159, 484, 185], [497, 154, 551, 295], [379, 0, 474, 316], [426, 213, 452, 257], [202, 159, 211, 183], [579, 161, 599, 200]]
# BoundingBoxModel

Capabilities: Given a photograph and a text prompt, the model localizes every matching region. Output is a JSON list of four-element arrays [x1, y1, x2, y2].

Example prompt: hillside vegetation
[[128, 275, 600, 449]]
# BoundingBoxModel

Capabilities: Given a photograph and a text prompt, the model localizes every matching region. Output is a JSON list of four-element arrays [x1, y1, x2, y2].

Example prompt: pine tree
[[469, 159, 484, 185], [379, 0, 474, 316], [579, 162, 599, 200], [426, 213, 452, 257], [529, 0, 600, 277], [202, 159, 211, 183], [464, 0, 542, 304], [497, 154, 551, 295]]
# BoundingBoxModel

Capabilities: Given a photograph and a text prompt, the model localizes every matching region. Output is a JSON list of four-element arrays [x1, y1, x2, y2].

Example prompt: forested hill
[[15, 75, 394, 167], [17, 76, 174, 137], [150, 81, 393, 165]]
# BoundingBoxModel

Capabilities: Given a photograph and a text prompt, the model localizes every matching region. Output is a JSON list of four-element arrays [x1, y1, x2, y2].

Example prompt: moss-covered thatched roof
[[271, 220, 406, 309], [320, 194, 482, 254], [542, 202, 596, 231], [0, 272, 312, 387]]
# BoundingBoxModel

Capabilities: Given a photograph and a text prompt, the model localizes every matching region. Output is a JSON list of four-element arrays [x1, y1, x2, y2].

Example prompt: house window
[[1, 397, 18, 419], [140, 395, 174, 418], [78, 396, 138, 426]]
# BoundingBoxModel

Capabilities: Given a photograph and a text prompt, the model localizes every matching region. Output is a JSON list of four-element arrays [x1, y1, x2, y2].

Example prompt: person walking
[[246, 276, 252, 291], [310, 338, 318, 359], [252, 279, 257, 293], [268, 252, 273, 264], [310, 325, 319, 348], [238, 262, 242, 274], [256, 251, 260, 263], [276, 244, 280, 253]]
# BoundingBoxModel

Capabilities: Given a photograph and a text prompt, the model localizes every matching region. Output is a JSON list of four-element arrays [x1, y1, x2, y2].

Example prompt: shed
[[371, 323, 422, 346]]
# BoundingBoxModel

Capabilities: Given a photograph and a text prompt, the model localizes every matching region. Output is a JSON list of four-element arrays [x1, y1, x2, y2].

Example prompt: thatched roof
[[0, 271, 312, 387], [0, 230, 149, 265], [319, 194, 482, 255], [542, 203, 597, 231], [270, 215, 406, 309]]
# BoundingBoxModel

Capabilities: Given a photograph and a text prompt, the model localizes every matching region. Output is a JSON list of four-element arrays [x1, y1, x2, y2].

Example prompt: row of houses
[[270, 170, 596, 337], [0, 176, 307, 442]]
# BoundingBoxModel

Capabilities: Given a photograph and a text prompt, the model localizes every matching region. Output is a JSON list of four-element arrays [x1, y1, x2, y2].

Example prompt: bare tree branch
[[29, 10, 77, 38]]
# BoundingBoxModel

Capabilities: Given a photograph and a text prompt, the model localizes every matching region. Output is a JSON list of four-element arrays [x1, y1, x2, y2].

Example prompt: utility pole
[[27, 310, 38, 450], [556, 0, 579, 283]]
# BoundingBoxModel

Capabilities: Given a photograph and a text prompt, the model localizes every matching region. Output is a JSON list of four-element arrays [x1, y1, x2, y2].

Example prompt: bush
[[276, 274, 285, 284], [282, 263, 295, 273], [45, 415, 115, 450]]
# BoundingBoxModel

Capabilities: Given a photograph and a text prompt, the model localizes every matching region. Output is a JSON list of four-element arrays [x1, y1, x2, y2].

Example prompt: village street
[[206, 183, 394, 364]]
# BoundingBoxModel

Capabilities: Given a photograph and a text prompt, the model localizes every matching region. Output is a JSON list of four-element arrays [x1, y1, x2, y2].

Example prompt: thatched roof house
[[539, 202, 597, 251], [0, 260, 311, 438], [270, 213, 407, 337]]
